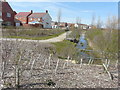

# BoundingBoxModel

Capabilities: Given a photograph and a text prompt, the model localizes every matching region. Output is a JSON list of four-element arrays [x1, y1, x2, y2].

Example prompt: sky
[[8, 1, 118, 25]]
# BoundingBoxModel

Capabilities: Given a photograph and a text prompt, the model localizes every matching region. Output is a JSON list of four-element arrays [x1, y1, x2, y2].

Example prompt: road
[[0, 31, 72, 43]]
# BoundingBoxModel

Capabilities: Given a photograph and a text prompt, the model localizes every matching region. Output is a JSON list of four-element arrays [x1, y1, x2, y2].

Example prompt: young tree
[[57, 9, 62, 28], [91, 13, 96, 28], [106, 15, 118, 30], [111, 16, 118, 30], [76, 17, 81, 24], [96, 16, 102, 29]]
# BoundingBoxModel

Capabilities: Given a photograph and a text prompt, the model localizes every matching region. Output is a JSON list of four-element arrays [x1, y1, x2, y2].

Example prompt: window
[[31, 18, 32, 20], [7, 13, 11, 17], [0, 12, 2, 16]]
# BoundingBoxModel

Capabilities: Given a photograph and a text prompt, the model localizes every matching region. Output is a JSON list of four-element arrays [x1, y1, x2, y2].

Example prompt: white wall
[[42, 13, 52, 28]]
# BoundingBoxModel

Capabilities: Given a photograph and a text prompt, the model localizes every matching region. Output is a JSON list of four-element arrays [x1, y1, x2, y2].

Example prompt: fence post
[[80, 58, 83, 67], [15, 66, 20, 88], [67, 55, 70, 66], [102, 63, 113, 80], [43, 59, 47, 68], [55, 59, 60, 74], [63, 62, 66, 69], [48, 54, 52, 68], [106, 59, 110, 68], [115, 60, 118, 68], [88, 58, 92, 65]]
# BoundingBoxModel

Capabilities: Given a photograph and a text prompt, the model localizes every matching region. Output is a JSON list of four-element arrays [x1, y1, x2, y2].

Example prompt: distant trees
[[76, 17, 81, 24], [96, 16, 103, 29], [106, 15, 118, 30], [91, 14, 96, 28], [90, 13, 118, 30]]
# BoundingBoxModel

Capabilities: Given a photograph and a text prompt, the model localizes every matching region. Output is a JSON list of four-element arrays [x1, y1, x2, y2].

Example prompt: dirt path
[[0, 31, 72, 43]]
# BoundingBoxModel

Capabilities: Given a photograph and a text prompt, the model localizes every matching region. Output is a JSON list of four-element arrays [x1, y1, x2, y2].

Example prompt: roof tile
[[15, 12, 31, 17], [29, 13, 47, 18]]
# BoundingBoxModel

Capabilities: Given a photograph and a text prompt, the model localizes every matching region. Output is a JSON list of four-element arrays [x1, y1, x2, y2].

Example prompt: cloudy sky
[[8, 1, 118, 25]]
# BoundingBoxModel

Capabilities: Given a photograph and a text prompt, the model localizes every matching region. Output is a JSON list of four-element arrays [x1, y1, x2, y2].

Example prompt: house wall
[[28, 13, 52, 28], [2, 12, 15, 26], [15, 17, 27, 24], [42, 14, 52, 28], [1, 2, 15, 26], [28, 17, 42, 23]]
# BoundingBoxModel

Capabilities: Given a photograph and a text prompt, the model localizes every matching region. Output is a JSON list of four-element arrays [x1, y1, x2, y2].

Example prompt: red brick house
[[15, 11, 33, 26], [0, 0, 16, 26]]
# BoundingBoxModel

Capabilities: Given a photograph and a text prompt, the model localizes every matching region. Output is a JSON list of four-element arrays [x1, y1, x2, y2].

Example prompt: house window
[[0, 12, 2, 16], [7, 13, 11, 17]]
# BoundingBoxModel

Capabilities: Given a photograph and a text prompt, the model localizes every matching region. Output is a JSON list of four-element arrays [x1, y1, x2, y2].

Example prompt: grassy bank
[[86, 29, 118, 62], [2, 29, 65, 40], [3, 32, 64, 40], [68, 28, 83, 40], [52, 40, 78, 59]]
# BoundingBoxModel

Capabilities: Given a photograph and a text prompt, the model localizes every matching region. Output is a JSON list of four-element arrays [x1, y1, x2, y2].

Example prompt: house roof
[[14, 18, 21, 23], [15, 12, 31, 17], [29, 13, 47, 18], [1, 2, 14, 13]]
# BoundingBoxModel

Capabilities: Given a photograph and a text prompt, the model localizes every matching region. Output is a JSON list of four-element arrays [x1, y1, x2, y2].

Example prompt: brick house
[[0, 0, 16, 26], [28, 10, 52, 28], [0, 1, 3, 26], [15, 10, 33, 26]]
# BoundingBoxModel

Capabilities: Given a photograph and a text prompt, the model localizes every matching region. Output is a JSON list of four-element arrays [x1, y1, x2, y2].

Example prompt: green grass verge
[[3, 32, 64, 40], [52, 40, 77, 59]]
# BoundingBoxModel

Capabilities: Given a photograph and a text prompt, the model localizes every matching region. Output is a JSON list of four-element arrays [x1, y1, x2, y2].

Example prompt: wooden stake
[[102, 63, 113, 80], [48, 54, 52, 68], [55, 59, 60, 74], [80, 58, 83, 67]]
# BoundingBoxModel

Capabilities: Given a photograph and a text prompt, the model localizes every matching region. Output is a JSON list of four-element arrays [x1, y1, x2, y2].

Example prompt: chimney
[[30, 10, 33, 13], [46, 10, 48, 13]]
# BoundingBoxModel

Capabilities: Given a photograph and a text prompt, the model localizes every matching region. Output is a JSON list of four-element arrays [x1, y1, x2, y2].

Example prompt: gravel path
[[1, 31, 72, 43]]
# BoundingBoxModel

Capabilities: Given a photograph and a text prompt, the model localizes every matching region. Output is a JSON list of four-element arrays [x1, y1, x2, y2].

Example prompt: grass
[[2, 28, 65, 40], [3, 32, 64, 40], [52, 40, 77, 59], [68, 28, 82, 40], [86, 29, 118, 62]]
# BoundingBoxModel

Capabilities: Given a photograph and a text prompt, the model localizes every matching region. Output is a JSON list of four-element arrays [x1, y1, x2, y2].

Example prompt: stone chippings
[[1, 40, 118, 88]]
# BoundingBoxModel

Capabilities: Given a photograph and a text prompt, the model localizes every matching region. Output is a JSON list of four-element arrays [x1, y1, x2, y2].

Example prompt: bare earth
[[1, 40, 118, 88], [0, 31, 118, 89]]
